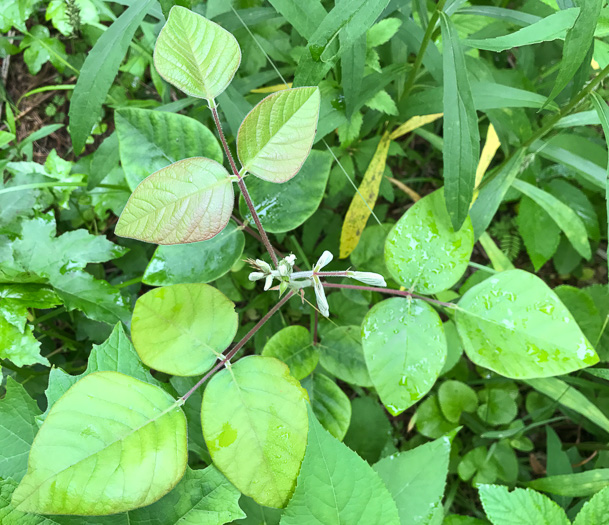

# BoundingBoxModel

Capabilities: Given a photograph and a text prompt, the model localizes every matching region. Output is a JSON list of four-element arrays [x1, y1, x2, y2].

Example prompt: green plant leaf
[[261, 326, 318, 380], [143, 220, 244, 286], [362, 298, 447, 416], [154, 6, 241, 100], [281, 405, 400, 525], [238, 149, 332, 233], [344, 396, 393, 463], [526, 470, 609, 498], [12, 371, 187, 515], [116, 157, 234, 245], [318, 325, 372, 387], [128, 466, 245, 524], [115, 108, 223, 191], [456, 270, 598, 379], [438, 380, 478, 423], [385, 189, 474, 295], [439, 13, 480, 230], [573, 485, 609, 525], [477, 387, 518, 426], [373, 436, 451, 525], [464, 8, 580, 51], [69, 0, 155, 154], [478, 485, 569, 525], [302, 373, 351, 441], [202, 356, 308, 508], [591, 91, 609, 269], [517, 196, 561, 271], [0, 316, 46, 368], [0, 378, 41, 482], [237, 87, 320, 183], [132, 284, 238, 376]]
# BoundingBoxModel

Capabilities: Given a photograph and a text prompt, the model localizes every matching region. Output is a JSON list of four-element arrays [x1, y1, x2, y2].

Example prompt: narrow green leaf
[[132, 284, 238, 376], [385, 189, 474, 295], [143, 220, 245, 286], [526, 470, 609, 498], [262, 326, 318, 381], [116, 157, 234, 245], [237, 87, 320, 183], [512, 179, 591, 260], [517, 196, 561, 271], [362, 298, 447, 416], [478, 485, 569, 525], [590, 92, 609, 269], [12, 372, 187, 515], [439, 12, 480, 230], [154, 6, 241, 100], [69, 0, 155, 154], [266, 0, 326, 40], [202, 356, 308, 508], [115, 108, 222, 191], [318, 325, 373, 387], [302, 374, 351, 441], [281, 405, 400, 525], [456, 270, 598, 379]]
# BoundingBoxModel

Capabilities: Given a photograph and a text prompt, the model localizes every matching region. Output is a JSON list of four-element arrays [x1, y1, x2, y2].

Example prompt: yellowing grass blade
[[475, 124, 501, 188], [339, 131, 391, 258], [250, 83, 293, 93], [389, 113, 443, 140]]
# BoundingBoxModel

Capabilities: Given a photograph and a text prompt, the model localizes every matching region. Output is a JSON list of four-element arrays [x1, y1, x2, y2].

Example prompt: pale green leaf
[[202, 356, 308, 508], [362, 298, 447, 416], [261, 326, 318, 381], [0, 317, 47, 368], [438, 380, 478, 423], [478, 485, 569, 525], [302, 373, 351, 441], [116, 157, 234, 245], [385, 190, 474, 295], [318, 325, 372, 387], [154, 6, 240, 100], [280, 405, 400, 525], [237, 87, 320, 183], [12, 372, 187, 515], [115, 108, 223, 191], [526, 470, 609, 497], [517, 196, 560, 271], [573, 485, 609, 525], [132, 283, 238, 376], [456, 270, 598, 379], [143, 220, 245, 286]]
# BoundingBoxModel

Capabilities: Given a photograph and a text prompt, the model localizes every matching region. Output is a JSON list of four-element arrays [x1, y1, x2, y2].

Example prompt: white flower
[[314, 250, 333, 271], [264, 275, 274, 291], [313, 275, 329, 317], [285, 254, 296, 266], [248, 272, 266, 282], [255, 259, 272, 273], [347, 271, 387, 287]]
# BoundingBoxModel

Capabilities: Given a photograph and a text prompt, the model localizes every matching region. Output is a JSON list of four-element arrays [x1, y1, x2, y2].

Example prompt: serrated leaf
[[115, 108, 223, 191], [116, 157, 234, 245], [12, 372, 187, 515], [261, 326, 318, 380], [362, 298, 447, 416], [478, 485, 569, 525], [0, 378, 42, 482], [0, 317, 47, 368], [202, 356, 308, 508], [364, 90, 398, 115], [154, 6, 240, 100], [456, 270, 598, 379], [573, 485, 609, 525], [302, 373, 351, 441], [318, 325, 372, 387], [281, 405, 399, 525], [143, 220, 245, 286], [367, 18, 401, 48], [373, 437, 451, 525], [132, 284, 237, 377], [385, 189, 474, 294], [237, 87, 320, 183]]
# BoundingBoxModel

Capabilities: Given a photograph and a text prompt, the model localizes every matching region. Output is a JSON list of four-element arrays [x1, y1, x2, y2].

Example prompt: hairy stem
[[210, 103, 279, 267], [182, 291, 295, 402], [321, 282, 455, 308]]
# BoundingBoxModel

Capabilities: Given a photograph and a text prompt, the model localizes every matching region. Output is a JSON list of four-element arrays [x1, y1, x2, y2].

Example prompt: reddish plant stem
[[321, 283, 455, 308], [231, 213, 292, 264], [182, 291, 295, 402], [210, 104, 278, 267]]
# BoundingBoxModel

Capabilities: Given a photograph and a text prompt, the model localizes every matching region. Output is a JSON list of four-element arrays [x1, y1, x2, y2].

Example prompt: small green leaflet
[[456, 270, 598, 379], [280, 405, 399, 525], [154, 6, 241, 100], [590, 92, 609, 270], [318, 325, 372, 387], [301, 373, 351, 441], [362, 298, 447, 416], [132, 284, 238, 376], [202, 356, 308, 508], [572, 486, 609, 525], [439, 13, 480, 230], [261, 325, 318, 380], [116, 157, 234, 245], [237, 87, 320, 183], [12, 372, 187, 515]]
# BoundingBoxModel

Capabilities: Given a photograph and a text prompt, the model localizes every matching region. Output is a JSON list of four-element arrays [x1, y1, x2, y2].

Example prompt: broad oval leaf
[[318, 325, 372, 387], [385, 189, 474, 295], [302, 373, 351, 441], [202, 356, 308, 508], [456, 270, 599, 379], [153, 6, 241, 100], [237, 87, 321, 183], [261, 325, 318, 380], [362, 298, 447, 416], [11, 371, 187, 515], [116, 157, 234, 245], [132, 284, 238, 377], [143, 220, 245, 286], [115, 108, 223, 191]]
